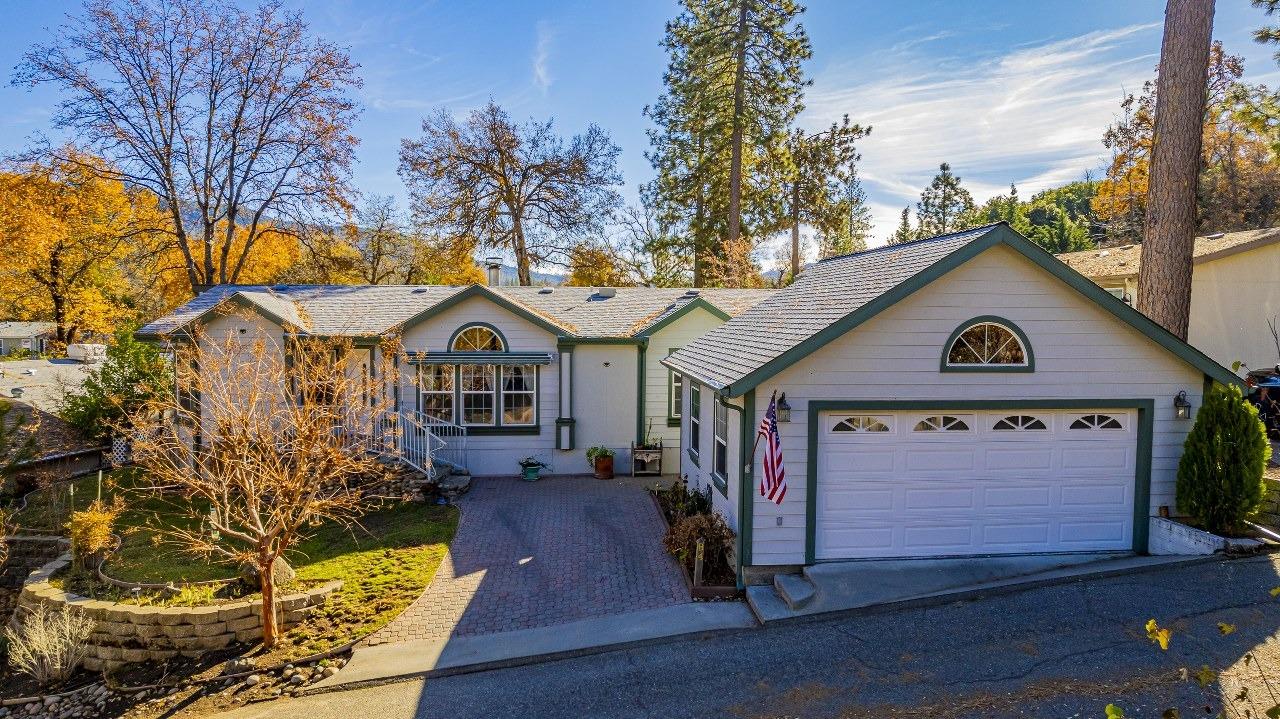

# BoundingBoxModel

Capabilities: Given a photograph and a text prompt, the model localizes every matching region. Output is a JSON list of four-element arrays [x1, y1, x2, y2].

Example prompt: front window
[[460, 364, 496, 425], [670, 371, 683, 420], [501, 365, 536, 425], [419, 364, 455, 421], [713, 400, 728, 478], [689, 384, 701, 460]]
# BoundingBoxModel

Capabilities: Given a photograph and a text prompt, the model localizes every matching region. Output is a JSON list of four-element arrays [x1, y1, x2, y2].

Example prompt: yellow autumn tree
[[566, 244, 633, 287], [146, 222, 303, 311], [0, 151, 168, 345]]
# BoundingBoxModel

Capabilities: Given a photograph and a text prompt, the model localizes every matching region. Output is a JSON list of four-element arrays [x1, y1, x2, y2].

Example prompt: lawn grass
[[18, 468, 458, 654]]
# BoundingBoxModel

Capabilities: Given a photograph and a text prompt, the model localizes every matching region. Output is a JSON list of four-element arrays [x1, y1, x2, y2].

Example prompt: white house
[[663, 223, 1239, 586], [0, 322, 55, 355], [136, 281, 772, 477], [1057, 227, 1280, 371]]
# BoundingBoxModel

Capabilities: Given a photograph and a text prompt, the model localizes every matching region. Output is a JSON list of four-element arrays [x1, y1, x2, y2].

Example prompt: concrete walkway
[[747, 552, 1208, 622], [214, 553, 1280, 719], [366, 475, 689, 645], [316, 602, 758, 690]]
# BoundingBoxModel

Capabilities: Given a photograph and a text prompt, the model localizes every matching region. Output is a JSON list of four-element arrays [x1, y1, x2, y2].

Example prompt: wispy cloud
[[533, 20, 554, 94], [802, 22, 1162, 242]]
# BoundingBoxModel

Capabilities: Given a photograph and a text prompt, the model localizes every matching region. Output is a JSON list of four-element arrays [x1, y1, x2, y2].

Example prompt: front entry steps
[[745, 552, 1199, 623]]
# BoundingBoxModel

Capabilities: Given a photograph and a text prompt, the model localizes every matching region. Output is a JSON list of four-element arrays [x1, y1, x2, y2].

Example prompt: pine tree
[[916, 162, 975, 237], [780, 115, 870, 271], [819, 171, 872, 258], [1176, 384, 1271, 533], [888, 206, 915, 245], [646, 0, 811, 286]]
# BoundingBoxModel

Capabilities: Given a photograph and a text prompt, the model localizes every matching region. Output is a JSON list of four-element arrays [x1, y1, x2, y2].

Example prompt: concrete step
[[773, 573, 817, 610]]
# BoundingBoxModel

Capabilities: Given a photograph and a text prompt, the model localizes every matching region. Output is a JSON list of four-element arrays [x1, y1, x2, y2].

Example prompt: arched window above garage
[[941, 316, 1033, 372]]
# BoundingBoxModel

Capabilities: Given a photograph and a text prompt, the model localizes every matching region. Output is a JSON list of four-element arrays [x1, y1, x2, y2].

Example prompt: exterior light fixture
[[776, 393, 791, 423], [1174, 391, 1192, 420]]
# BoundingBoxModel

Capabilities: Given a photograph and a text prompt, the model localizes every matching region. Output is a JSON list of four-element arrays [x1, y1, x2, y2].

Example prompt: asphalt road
[[217, 554, 1280, 719]]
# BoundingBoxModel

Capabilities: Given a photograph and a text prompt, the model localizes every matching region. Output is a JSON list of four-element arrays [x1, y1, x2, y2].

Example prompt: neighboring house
[[1057, 227, 1280, 371], [135, 281, 772, 476], [663, 223, 1238, 585], [0, 322, 55, 355]]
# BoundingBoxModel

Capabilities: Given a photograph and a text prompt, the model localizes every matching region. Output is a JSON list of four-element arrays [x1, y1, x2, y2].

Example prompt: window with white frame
[[992, 415, 1047, 431], [913, 415, 971, 432], [713, 400, 728, 478], [1070, 414, 1123, 430], [459, 364, 496, 425], [832, 416, 891, 433], [669, 371, 683, 420], [944, 321, 1029, 368], [452, 325, 505, 352], [419, 364, 455, 421], [689, 384, 701, 461], [501, 365, 536, 425]]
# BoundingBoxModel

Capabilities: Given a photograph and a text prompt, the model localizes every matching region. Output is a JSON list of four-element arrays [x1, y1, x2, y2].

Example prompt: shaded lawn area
[[16, 469, 458, 654]]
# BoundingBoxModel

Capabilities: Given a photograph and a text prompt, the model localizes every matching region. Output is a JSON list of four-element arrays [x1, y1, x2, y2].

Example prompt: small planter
[[593, 455, 614, 480], [586, 446, 615, 480], [519, 458, 548, 482]]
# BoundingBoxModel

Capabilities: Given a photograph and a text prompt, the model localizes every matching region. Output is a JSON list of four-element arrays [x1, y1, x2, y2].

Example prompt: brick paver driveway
[[366, 475, 689, 645]]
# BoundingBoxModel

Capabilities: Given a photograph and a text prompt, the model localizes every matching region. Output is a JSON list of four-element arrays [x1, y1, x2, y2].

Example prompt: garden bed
[[648, 479, 739, 599]]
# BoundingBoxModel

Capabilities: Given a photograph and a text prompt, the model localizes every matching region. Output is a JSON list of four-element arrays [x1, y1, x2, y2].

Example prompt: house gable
[[679, 224, 1239, 397]]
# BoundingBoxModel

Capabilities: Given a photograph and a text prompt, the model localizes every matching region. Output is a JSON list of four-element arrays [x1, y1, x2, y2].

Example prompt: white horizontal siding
[[573, 344, 640, 468], [678, 380, 738, 529], [645, 307, 726, 470], [399, 295, 559, 476], [745, 244, 1205, 567]]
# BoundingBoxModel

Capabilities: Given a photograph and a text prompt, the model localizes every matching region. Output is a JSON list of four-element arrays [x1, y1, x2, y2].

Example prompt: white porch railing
[[393, 409, 468, 476]]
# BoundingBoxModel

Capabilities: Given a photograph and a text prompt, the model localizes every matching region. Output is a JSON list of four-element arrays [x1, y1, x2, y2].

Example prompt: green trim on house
[[939, 315, 1036, 373], [688, 383, 702, 468], [802, 398, 1156, 565], [636, 297, 731, 337], [721, 224, 1241, 397], [667, 349, 683, 426], [398, 285, 570, 339], [555, 418, 576, 449], [405, 351, 552, 365], [446, 322, 510, 352], [737, 389, 756, 588], [556, 336, 644, 347]]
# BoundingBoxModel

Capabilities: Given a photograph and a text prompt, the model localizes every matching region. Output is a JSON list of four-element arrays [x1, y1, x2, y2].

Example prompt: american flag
[[757, 392, 786, 504]]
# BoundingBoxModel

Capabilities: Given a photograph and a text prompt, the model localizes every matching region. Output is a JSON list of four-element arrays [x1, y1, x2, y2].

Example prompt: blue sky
[[0, 0, 1277, 250]]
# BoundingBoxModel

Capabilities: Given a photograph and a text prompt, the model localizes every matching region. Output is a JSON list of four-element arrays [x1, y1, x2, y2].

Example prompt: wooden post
[[693, 538, 705, 587]]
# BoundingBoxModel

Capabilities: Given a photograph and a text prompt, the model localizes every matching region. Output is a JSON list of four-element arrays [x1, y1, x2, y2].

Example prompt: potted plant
[[518, 457, 549, 482], [586, 446, 615, 480]]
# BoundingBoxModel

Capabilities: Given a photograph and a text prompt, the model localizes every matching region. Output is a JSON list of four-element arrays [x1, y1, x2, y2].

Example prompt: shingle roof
[[663, 225, 1004, 390], [0, 321, 55, 338], [136, 284, 774, 340], [1056, 226, 1280, 278]]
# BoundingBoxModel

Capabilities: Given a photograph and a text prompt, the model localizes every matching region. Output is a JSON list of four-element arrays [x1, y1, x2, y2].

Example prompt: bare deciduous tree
[[399, 101, 622, 286], [127, 319, 400, 647], [13, 0, 362, 295]]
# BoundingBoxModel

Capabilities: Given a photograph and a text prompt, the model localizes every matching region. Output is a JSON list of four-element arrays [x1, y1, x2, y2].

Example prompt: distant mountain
[[498, 265, 566, 286]]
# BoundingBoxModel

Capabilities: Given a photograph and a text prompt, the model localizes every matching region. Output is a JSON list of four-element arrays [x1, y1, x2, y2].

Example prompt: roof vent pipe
[[596, 287, 617, 298], [484, 257, 503, 287]]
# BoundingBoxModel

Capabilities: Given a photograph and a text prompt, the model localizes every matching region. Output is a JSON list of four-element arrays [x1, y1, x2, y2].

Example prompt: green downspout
[[635, 340, 648, 444]]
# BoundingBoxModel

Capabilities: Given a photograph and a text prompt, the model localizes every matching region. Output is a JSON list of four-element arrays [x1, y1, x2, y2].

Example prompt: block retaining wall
[[15, 553, 340, 672]]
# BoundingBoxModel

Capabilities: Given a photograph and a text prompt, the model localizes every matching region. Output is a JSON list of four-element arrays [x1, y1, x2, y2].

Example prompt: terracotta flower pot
[[593, 455, 614, 480]]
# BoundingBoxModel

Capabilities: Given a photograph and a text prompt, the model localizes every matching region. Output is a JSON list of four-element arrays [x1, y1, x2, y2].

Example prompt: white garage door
[[816, 409, 1136, 560]]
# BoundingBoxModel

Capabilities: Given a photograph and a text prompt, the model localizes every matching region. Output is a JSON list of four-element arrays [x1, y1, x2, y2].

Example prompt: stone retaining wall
[[2, 536, 70, 589], [15, 553, 340, 672]]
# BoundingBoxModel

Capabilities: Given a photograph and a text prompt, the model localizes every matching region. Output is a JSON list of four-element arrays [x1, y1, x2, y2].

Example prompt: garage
[[815, 408, 1137, 560]]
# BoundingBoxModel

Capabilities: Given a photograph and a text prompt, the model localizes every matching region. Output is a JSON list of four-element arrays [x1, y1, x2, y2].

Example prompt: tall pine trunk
[[790, 182, 801, 281], [725, 1, 749, 256], [1138, 0, 1215, 340]]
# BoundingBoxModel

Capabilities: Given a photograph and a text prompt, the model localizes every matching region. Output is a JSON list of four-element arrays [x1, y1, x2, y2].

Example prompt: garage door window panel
[[1069, 414, 1124, 430], [942, 318, 1033, 372], [992, 415, 1048, 431], [831, 416, 892, 433], [912, 415, 972, 432]]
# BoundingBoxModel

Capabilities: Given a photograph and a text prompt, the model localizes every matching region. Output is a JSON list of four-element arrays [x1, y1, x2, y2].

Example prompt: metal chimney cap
[[484, 256, 503, 267]]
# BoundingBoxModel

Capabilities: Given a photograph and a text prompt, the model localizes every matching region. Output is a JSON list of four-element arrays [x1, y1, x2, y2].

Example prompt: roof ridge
[[817, 222, 1005, 264]]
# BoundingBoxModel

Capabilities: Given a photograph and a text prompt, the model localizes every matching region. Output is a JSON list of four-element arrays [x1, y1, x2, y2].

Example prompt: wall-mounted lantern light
[[1174, 391, 1192, 420], [776, 392, 791, 423]]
